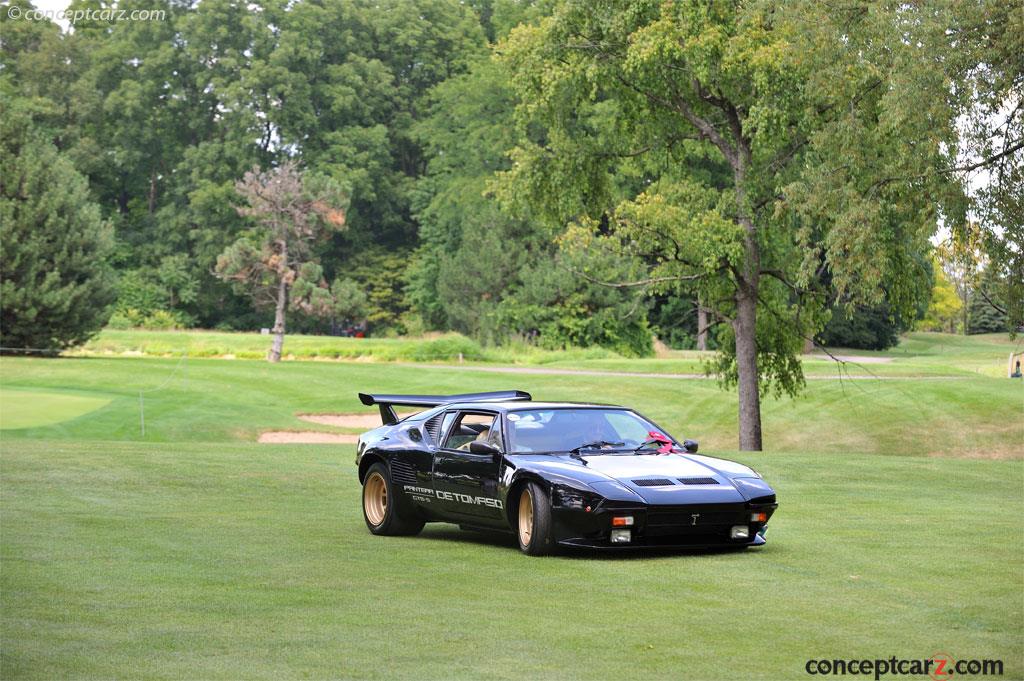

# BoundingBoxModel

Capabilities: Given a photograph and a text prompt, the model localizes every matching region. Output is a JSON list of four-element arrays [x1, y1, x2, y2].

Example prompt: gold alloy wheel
[[518, 487, 533, 547], [364, 472, 388, 527]]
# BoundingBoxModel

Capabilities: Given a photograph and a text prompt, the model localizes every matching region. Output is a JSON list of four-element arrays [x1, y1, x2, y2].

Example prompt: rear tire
[[516, 482, 554, 556], [362, 463, 425, 536]]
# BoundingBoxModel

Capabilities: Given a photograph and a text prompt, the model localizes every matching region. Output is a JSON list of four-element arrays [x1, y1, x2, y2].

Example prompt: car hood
[[581, 453, 747, 504], [508, 452, 766, 504], [580, 453, 716, 479]]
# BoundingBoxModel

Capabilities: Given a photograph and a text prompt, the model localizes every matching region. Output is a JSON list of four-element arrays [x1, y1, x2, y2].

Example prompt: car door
[[432, 410, 505, 523]]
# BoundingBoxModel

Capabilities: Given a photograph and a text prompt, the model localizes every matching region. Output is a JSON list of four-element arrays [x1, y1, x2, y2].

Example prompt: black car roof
[[427, 400, 619, 412], [360, 391, 627, 426]]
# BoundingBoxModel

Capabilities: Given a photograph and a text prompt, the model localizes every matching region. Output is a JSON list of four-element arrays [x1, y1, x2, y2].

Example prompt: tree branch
[[977, 286, 1008, 316], [760, 269, 800, 293], [869, 138, 1024, 193], [569, 268, 704, 289], [672, 91, 738, 166]]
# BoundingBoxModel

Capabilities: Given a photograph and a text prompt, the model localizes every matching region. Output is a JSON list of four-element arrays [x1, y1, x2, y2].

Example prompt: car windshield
[[505, 408, 669, 454]]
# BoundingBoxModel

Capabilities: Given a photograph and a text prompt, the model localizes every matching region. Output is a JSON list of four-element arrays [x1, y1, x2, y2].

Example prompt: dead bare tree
[[215, 161, 356, 362]]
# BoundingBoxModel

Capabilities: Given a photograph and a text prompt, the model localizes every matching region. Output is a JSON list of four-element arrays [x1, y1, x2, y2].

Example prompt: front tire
[[516, 482, 554, 556], [362, 463, 424, 536]]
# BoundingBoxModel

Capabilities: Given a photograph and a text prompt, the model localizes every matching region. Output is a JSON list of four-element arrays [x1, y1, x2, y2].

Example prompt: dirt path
[[258, 431, 360, 444], [296, 412, 416, 428], [806, 353, 894, 364], [401, 363, 963, 381]]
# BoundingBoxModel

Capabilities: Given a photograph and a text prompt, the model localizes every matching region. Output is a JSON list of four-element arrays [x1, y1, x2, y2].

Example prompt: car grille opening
[[631, 478, 675, 487], [644, 503, 747, 538], [678, 477, 718, 485]]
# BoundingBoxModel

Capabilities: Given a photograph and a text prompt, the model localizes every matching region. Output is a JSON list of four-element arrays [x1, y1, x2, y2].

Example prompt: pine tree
[[0, 102, 116, 352], [968, 290, 1009, 334]]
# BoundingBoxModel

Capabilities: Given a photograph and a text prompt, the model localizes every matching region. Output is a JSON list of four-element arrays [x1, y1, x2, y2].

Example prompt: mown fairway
[[81, 329, 1020, 377], [1, 332, 1022, 680]]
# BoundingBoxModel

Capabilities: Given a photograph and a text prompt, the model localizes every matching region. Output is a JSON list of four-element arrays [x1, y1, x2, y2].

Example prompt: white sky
[[31, 0, 82, 30], [33, 0, 68, 11]]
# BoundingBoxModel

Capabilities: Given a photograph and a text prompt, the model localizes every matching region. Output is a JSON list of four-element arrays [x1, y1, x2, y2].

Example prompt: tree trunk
[[696, 300, 708, 351], [268, 280, 288, 362], [268, 244, 289, 363], [733, 287, 763, 451], [962, 292, 969, 335], [733, 148, 763, 452]]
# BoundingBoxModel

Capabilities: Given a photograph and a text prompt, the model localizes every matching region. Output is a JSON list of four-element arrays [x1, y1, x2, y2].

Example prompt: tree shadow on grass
[[416, 523, 764, 562]]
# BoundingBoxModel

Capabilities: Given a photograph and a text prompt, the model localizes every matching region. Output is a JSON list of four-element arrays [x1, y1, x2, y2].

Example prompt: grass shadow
[[417, 523, 765, 561]]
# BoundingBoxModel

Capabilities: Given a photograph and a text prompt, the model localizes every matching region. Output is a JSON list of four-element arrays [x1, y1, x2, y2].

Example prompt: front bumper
[[551, 500, 778, 550], [557, 532, 767, 550]]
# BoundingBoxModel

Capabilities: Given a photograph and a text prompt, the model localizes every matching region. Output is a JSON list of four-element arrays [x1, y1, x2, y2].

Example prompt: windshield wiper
[[632, 440, 669, 454], [569, 441, 625, 455]]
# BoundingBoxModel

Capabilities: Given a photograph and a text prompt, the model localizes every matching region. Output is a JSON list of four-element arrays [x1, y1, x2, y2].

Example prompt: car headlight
[[610, 529, 632, 544], [552, 484, 602, 511], [730, 525, 750, 540]]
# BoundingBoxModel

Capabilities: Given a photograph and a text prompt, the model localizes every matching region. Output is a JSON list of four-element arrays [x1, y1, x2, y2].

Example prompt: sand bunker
[[259, 412, 420, 443], [296, 412, 417, 428], [258, 431, 360, 444]]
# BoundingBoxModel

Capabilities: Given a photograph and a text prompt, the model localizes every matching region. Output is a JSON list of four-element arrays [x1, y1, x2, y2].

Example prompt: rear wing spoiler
[[358, 390, 532, 426]]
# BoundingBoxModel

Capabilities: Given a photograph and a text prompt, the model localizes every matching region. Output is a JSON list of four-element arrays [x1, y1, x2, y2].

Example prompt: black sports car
[[355, 390, 777, 555]]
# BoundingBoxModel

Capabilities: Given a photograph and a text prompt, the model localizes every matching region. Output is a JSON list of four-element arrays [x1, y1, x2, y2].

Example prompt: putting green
[[0, 389, 113, 429]]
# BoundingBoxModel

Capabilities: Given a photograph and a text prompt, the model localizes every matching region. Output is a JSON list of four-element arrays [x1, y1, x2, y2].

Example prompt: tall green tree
[[409, 57, 534, 336], [917, 262, 963, 334], [498, 0, 954, 449], [0, 97, 116, 351], [935, 224, 986, 335], [410, 54, 651, 353], [945, 1, 1022, 334], [1, 0, 493, 332], [265, 0, 487, 249]]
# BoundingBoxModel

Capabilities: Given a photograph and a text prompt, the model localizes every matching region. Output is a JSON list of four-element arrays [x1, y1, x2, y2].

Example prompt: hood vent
[[631, 478, 675, 487], [678, 477, 718, 485]]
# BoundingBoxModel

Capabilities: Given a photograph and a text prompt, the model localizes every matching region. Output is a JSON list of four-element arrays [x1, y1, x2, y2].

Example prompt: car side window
[[443, 412, 500, 451], [440, 411, 457, 443]]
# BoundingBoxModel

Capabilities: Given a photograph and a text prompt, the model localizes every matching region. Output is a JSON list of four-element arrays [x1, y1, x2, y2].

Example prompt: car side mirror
[[683, 439, 699, 453], [469, 440, 502, 461]]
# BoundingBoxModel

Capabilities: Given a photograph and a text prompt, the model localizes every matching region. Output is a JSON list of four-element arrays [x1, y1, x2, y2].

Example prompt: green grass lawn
[[1, 351, 1019, 456], [0, 389, 113, 429], [1, 334, 1022, 679], [79, 328, 622, 364], [2, 442, 1021, 680], [78, 328, 1022, 377], [541, 331, 1022, 378]]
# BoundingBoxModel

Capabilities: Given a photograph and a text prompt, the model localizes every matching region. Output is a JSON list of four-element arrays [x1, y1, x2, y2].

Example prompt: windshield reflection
[[506, 408, 669, 454]]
